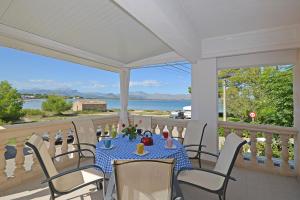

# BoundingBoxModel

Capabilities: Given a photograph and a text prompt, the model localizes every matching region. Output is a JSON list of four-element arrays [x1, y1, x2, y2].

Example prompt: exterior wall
[[82, 104, 106, 111], [72, 102, 82, 111], [191, 58, 218, 161], [72, 102, 106, 111], [294, 50, 300, 177]]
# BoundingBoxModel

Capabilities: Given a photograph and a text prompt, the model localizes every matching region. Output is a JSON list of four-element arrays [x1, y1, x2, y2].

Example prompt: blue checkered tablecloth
[[95, 134, 192, 173]]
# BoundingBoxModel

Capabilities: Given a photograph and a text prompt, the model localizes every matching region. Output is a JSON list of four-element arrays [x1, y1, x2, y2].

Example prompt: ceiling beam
[[202, 24, 300, 59], [113, 0, 201, 63], [0, 23, 125, 72]]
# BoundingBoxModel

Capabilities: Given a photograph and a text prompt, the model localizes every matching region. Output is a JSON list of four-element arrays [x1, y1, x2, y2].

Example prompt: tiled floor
[[1, 160, 300, 200]]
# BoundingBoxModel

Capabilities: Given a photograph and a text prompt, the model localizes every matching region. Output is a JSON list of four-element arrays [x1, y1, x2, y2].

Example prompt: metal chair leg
[[198, 157, 201, 168], [218, 194, 223, 200]]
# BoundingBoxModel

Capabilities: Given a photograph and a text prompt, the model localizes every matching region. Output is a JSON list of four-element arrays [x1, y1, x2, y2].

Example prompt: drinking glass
[[163, 131, 169, 139], [104, 139, 112, 148]]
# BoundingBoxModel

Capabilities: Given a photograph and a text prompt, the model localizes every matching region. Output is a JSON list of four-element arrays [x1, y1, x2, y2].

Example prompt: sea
[[23, 98, 223, 112], [23, 99, 192, 111]]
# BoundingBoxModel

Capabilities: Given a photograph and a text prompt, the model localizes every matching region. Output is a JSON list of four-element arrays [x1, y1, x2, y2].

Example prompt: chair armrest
[[52, 149, 95, 162], [73, 142, 96, 149], [172, 136, 183, 139], [41, 164, 105, 184], [186, 149, 219, 158], [177, 167, 236, 181], [184, 144, 207, 148]]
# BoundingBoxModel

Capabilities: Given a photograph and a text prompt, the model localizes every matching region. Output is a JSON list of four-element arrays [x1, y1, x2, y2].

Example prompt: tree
[[0, 81, 23, 123], [42, 95, 72, 115], [218, 66, 293, 127], [188, 86, 191, 94]]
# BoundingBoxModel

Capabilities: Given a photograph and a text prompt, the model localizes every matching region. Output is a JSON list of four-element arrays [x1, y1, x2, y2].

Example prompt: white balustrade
[[0, 115, 120, 192], [0, 114, 298, 192], [218, 121, 298, 176]]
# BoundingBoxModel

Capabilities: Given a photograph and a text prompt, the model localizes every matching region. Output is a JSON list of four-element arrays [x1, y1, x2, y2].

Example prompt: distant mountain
[[129, 92, 190, 100], [19, 89, 190, 100]]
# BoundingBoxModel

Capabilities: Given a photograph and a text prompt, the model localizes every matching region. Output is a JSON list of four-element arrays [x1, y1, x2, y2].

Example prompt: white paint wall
[[293, 50, 300, 176], [191, 58, 218, 161]]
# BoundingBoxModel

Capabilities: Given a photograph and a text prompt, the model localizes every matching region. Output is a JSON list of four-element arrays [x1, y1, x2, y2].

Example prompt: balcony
[[0, 115, 299, 199]]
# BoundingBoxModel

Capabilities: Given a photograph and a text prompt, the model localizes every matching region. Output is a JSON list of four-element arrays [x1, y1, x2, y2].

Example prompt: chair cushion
[[177, 169, 224, 191], [73, 119, 97, 156], [54, 168, 103, 192], [184, 120, 204, 158]]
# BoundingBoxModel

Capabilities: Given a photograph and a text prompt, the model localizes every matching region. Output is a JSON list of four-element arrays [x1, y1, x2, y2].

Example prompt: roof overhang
[[0, 0, 300, 72]]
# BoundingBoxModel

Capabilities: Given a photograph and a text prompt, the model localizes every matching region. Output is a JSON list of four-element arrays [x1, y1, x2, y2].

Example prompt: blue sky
[[0, 47, 191, 94]]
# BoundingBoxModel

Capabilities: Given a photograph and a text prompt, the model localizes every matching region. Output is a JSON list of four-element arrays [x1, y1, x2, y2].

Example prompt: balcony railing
[[218, 121, 298, 176], [143, 117, 299, 176], [0, 115, 298, 193], [0, 115, 119, 192]]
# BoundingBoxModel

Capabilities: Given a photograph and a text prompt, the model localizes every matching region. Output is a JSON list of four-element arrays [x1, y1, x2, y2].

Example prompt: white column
[[191, 58, 218, 161], [294, 50, 300, 177], [119, 68, 130, 126]]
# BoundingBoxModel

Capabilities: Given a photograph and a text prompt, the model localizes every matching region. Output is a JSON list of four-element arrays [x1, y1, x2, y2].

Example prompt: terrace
[[1, 0, 300, 199]]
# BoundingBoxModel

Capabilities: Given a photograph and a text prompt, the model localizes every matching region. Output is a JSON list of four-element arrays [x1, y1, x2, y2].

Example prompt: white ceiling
[[179, 0, 300, 39], [0, 0, 172, 65], [0, 0, 299, 70]]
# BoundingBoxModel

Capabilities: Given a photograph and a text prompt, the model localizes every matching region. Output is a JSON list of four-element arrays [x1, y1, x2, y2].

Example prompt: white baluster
[[48, 132, 56, 158], [235, 130, 244, 166], [264, 133, 274, 168], [167, 126, 174, 137], [14, 137, 26, 177], [250, 131, 257, 166], [280, 135, 290, 175], [151, 124, 157, 134], [61, 131, 68, 161]]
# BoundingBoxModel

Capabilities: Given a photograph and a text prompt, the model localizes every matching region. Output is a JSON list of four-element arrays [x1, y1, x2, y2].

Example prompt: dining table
[[95, 133, 192, 199]]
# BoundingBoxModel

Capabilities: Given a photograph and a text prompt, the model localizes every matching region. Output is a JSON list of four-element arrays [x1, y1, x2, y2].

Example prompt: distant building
[[72, 100, 107, 112]]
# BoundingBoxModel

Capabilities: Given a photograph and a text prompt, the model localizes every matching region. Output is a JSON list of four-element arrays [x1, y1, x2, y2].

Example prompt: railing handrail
[[0, 114, 120, 141], [218, 121, 298, 136], [151, 116, 189, 127]]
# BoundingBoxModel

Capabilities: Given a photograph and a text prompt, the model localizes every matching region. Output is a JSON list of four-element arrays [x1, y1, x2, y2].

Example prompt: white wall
[[191, 58, 218, 161], [294, 50, 300, 176]]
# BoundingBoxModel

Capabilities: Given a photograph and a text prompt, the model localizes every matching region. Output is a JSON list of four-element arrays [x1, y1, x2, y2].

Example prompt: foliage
[[121, 124, 138, 140], [218, 66, 293, 127], [188, 86, 191, 94], [22, 109, 46, 116], [42, 95, 72, 115], [0, 81, 24, 123]]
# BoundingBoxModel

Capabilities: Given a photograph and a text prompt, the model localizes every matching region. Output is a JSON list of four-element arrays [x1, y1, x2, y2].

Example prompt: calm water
[[23, 99, 192, 111]]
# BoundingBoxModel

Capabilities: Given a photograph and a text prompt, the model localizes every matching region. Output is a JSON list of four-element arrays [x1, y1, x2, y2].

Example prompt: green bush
[[22, 109, 45, 116], [42, 95, 72, 115], [0, 81, 24, 123]]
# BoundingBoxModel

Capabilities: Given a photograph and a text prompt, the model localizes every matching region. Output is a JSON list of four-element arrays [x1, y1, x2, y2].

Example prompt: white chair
[[26, 134, 105, 200], [177, 133, 247, 200], [173, 121, 207, 167], [72, 119, 104, 166], [112, 159, 177, 200]]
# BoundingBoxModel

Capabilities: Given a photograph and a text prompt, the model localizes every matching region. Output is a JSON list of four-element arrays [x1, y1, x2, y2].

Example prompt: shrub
[[42, 95, 72, 115], [0, 81, 24, 123], [22, 109, 45, 116]]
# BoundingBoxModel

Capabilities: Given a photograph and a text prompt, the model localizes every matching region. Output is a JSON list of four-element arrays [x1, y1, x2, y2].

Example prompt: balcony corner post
[[293, 50, 300, 178], [119, 68, 130, 128]]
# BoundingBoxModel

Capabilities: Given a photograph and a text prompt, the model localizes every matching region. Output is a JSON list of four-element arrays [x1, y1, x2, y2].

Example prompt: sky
[[0, 47, 191, 94]]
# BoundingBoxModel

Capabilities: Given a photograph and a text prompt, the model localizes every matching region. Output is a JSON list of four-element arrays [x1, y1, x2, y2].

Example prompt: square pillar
[[294, 50, 300, 177], [191, 58, 218, 161], [119, 68, 130, 126]]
